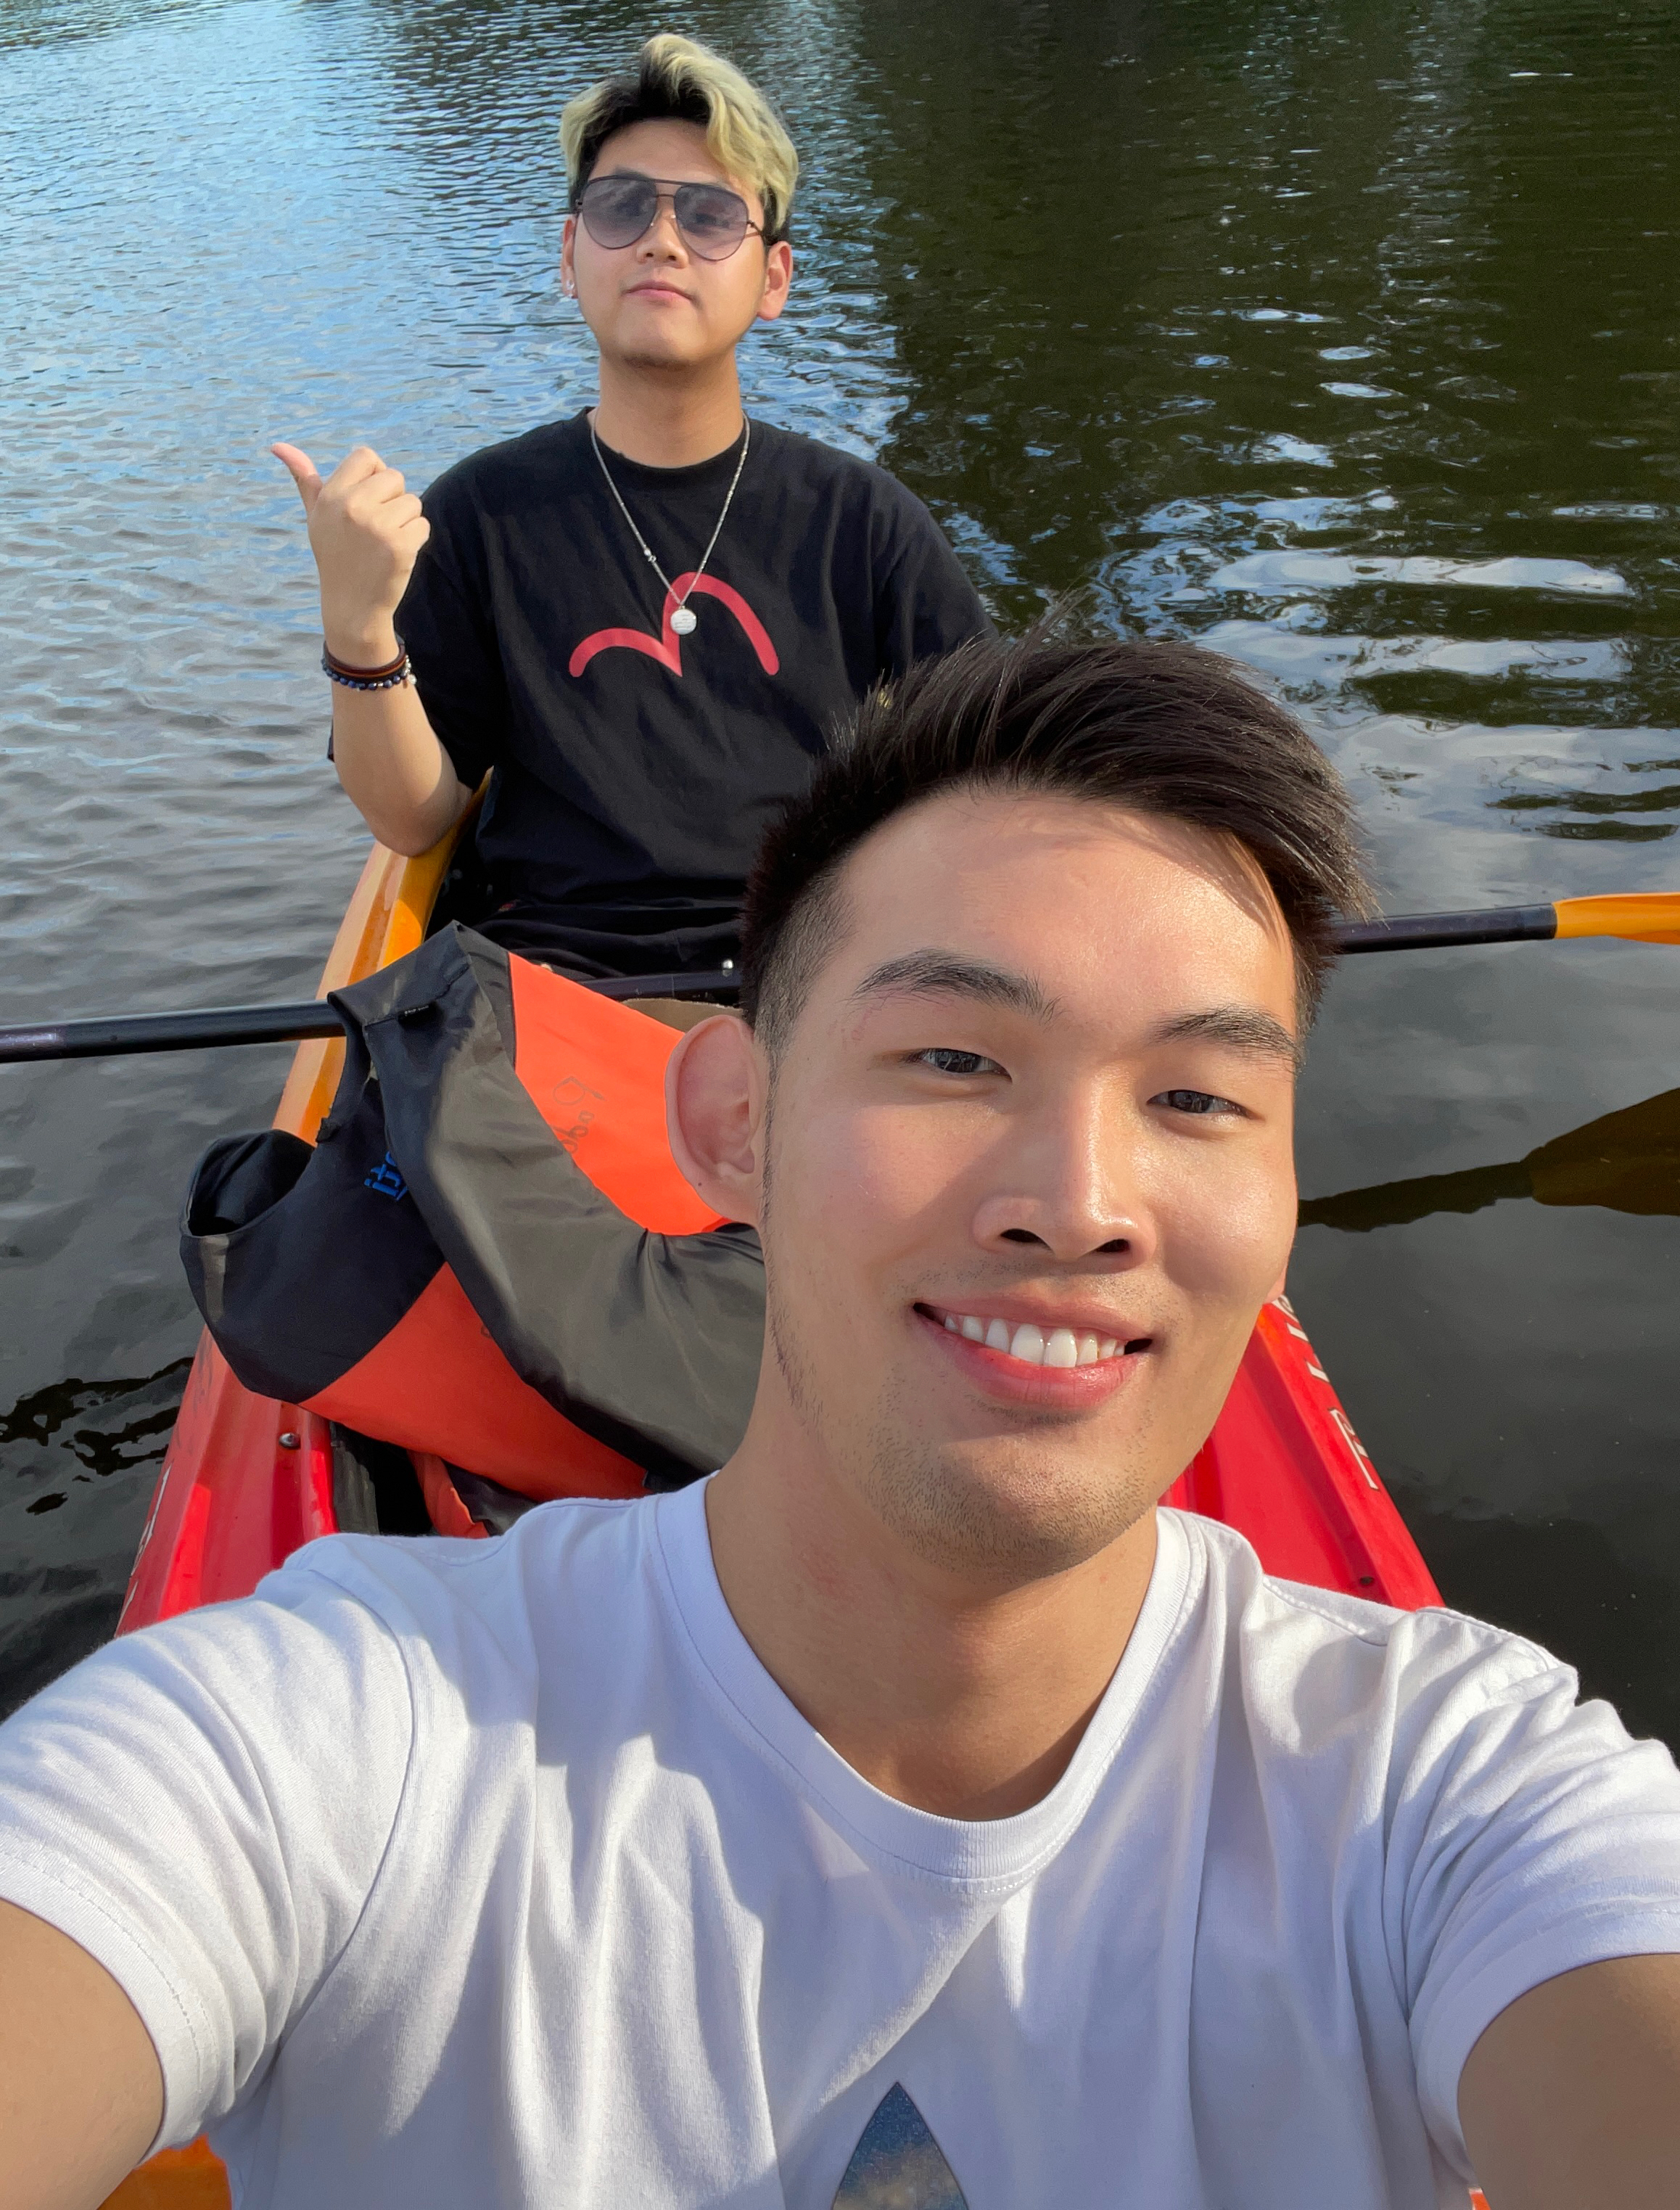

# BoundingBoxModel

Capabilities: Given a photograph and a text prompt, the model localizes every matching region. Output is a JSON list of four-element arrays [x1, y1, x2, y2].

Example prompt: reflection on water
[[0, 1360, 189, 1718], [1, 0, 1677, 1738], [1210, 553, 1629, 598]]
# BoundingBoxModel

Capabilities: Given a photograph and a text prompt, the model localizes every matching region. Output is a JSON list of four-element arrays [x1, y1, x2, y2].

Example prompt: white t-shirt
[[1, 1489, 1676, 2209]]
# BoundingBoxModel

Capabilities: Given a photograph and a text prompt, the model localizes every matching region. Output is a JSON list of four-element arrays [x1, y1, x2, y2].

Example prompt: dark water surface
[[2, 0, 1676, 1735]]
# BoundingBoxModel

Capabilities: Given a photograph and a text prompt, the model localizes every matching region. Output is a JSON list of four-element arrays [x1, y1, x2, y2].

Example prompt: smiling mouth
[[917, 1304, 1153, 1370]]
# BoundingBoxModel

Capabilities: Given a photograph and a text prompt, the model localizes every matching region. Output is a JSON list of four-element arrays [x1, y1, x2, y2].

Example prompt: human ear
[[665, 1014, 765, 1225], [560, 214, 577, 295], [756, 239, 793, 323]]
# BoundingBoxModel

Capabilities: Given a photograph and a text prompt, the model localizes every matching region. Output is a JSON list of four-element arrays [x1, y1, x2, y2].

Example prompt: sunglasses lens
[[580, 176, 657, 248], [675, 184, 750, 258]]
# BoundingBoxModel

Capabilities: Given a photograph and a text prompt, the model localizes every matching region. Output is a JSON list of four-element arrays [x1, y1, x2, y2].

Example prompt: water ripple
[[1209, 551, 1631, 597]]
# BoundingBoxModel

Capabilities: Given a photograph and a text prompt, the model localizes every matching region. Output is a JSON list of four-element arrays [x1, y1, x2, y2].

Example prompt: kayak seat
[[329, 1424, 433, 1537]]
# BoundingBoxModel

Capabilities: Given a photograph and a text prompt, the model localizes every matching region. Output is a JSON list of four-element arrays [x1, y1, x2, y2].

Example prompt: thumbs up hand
[[271, 443, 431, 665]]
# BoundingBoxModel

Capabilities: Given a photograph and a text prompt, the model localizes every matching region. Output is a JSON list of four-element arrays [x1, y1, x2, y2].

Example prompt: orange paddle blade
[[1552, 892, 1680, 945]]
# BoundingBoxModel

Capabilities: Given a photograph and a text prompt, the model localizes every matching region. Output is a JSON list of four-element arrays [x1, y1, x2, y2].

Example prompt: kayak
[[120, 821, 1441, 1634], [118, 829, 459, 1635], [102, 821, 1449, 2210]]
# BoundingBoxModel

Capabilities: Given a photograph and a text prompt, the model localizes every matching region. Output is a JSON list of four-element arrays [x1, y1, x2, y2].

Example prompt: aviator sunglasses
[[575, 173, 765, 261]]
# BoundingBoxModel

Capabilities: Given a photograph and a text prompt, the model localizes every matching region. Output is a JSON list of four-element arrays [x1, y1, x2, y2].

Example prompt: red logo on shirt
[[568, 573, 779, 680]]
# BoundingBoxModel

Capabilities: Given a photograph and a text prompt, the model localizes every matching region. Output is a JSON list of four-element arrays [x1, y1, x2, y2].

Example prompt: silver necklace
[[589, 414, 751, 636]]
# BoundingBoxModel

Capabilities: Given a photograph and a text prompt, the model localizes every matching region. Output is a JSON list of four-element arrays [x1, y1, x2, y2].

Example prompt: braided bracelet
[[321, 639, 413, 691]]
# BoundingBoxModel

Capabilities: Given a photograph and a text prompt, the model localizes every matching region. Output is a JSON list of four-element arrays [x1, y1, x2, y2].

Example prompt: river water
[[2, 0, 1676, 1738]]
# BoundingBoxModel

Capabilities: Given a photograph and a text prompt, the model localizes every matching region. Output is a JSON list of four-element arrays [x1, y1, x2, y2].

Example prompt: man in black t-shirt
[[274, 33, 989, 984]]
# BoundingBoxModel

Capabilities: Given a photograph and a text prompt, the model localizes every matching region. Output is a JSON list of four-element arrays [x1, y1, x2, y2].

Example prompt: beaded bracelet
[[321, 639, 413, 691]]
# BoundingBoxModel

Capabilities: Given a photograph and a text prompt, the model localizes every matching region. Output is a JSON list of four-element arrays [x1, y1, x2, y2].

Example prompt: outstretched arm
[[273, 442, 473, 856], [1459, 1952, 1680, 2206], [0, 1897, 162, 2210]]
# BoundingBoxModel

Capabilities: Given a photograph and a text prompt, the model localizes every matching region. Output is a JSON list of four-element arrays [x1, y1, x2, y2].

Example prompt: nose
[[635, 194, 688, 260], [968, 1083, 1158, 1268]]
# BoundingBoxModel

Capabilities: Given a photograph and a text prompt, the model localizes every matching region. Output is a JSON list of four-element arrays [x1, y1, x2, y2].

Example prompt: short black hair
[[741, 631, 1372, 1051]]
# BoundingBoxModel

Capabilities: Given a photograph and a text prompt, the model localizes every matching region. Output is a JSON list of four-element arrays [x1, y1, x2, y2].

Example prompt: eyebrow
[[849, 956, 1301, 1071], [849, 952, 1059, 1022], [1153, 1006, 1304, 1072]]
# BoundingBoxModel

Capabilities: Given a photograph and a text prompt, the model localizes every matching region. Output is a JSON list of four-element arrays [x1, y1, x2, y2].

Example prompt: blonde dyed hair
[[561, 33, 799, 241]]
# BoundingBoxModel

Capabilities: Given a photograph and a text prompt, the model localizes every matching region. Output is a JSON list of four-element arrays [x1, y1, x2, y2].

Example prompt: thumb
[[271, 441, 323, 514]]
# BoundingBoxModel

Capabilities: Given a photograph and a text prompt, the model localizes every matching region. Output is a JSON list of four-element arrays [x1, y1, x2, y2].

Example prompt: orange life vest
[[183, 927, 759, 1504]]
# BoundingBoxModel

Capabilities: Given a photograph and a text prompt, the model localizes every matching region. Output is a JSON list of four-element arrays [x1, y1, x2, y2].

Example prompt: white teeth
[[939, 1313, 1135, 1366]]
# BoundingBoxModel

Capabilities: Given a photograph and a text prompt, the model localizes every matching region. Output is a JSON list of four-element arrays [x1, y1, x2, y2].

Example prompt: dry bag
[[181, 925, 765, 1495]]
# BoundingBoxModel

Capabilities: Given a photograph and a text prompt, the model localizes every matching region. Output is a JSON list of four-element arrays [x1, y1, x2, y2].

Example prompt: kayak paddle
[[1, 896, 1676, 1064], [1335, 892, 1680, 953], [0, 971, 743, 1064]]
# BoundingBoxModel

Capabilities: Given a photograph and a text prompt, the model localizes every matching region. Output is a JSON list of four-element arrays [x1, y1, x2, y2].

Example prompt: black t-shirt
[[395, 412, 992, 977]]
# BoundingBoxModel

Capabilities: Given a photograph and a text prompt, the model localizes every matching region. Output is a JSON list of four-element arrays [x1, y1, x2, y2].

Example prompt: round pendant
[[670, 604, 698, 635]]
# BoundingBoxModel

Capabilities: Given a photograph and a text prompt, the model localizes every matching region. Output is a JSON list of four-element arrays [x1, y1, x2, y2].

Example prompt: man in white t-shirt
[[3, 634, 1679, 2210]]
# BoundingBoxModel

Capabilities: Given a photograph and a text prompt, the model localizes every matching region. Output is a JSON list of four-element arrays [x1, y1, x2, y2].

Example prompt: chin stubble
[[858, 1364, 1158, 1576], [765, 1273, 1158, 1578]]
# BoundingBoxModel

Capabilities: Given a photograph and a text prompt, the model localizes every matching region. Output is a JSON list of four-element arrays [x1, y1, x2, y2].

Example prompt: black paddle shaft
[[0, 911, 1571, 1066], [0, 972, 744, 1064], [1333, 905, 1557, 954]]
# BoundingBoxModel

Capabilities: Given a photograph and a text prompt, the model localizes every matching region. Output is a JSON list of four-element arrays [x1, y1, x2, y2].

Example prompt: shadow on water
[[1298, 1085, 1680, 1746], [1300, 1087, 1680, 1231]]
